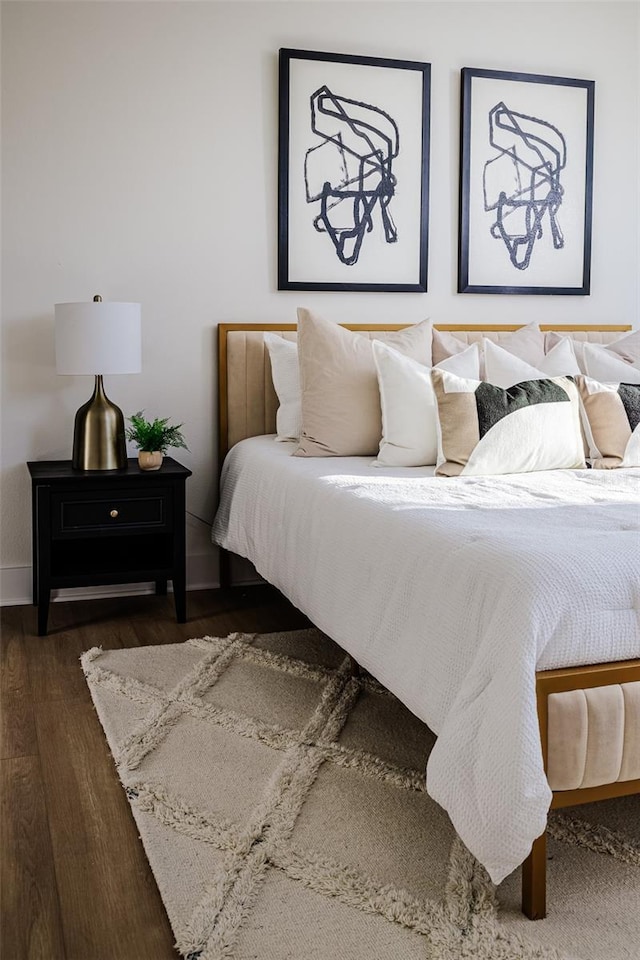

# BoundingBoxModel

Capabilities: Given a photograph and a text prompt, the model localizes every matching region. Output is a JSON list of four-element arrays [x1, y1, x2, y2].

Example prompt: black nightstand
[[27, 457, 192, 636]]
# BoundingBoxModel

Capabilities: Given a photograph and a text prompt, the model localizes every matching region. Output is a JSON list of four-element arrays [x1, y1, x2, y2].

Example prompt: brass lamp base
[[72, 375, 127, 470]]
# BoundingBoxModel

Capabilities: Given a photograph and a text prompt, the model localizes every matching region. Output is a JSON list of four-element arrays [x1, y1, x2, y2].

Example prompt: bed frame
[[217, 321, 640, 919]]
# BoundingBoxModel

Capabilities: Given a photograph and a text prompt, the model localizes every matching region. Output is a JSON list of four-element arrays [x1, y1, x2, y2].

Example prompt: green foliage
[[126, 411, 188, 454]]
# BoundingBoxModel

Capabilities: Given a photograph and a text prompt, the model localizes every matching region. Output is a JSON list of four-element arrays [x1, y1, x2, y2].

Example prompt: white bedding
[[213, 435, 640, 883]]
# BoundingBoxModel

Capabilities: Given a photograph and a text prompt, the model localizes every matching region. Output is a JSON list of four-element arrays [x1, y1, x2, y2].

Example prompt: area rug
[[82, 629, 639, 960]]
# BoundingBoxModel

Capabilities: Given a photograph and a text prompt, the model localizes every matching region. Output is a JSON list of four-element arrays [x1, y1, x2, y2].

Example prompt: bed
[[213, 322, 640, 919]]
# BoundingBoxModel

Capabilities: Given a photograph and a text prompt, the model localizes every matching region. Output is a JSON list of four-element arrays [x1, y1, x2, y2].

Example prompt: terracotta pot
[[138, 451, 163, 471]]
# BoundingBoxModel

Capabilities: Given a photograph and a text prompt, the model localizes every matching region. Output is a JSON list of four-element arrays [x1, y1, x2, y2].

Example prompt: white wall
[[2, 1, 638, 603]]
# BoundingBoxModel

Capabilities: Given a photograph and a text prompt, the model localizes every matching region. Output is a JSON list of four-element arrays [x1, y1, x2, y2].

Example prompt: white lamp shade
[[55, 301, 142, 375]]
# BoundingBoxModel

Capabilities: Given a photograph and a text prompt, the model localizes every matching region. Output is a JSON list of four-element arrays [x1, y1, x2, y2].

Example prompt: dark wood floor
[[1, 586, 310, 960]]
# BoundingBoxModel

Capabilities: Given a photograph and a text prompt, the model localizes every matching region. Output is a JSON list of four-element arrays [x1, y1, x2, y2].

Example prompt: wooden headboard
[[217, 323, 630, 462]]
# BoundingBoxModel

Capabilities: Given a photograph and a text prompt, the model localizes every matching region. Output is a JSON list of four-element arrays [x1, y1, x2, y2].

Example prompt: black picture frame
[[278, 48, 431, 292], [458, 67, 595, 295]]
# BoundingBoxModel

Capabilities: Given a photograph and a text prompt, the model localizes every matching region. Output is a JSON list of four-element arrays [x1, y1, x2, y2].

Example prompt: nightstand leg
[[34, 484, 52, 634], [172, 477, 188, 622], [32, 498, 38, 605], [155, 579, 168, 596], [32, 567, 38, 605], [219, 547, 231, 589], [37, 587, 51, 636], [173, 574, 187, 622]]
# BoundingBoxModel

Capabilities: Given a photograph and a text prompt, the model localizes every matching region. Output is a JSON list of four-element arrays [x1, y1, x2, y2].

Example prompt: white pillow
[[264, 333, 302, 441], [373, 342, 481, 467], [483, 337, 580, 388], [582, 343, 640, 385], [545, 331, 588, 373]]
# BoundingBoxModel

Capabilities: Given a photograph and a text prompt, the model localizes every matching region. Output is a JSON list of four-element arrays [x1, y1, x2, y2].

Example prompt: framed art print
[[278, 48, 431, 292], [458, 68, 595, 295]]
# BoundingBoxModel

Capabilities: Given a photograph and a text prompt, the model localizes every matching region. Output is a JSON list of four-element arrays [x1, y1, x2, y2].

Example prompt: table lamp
[[55, 296, 142, 470]]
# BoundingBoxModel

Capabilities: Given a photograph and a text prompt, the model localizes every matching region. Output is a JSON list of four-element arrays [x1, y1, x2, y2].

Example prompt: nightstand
[[27, 457, 192, 636]]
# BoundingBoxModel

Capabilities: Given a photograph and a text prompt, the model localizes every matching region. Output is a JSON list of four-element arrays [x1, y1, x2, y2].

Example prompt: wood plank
[[551, 777, 640, 809], [25, 606, 93, 705], [25, 596, 144, 703], [1, 756, 66, 959], [5, 585, 310, 958], [538, 658, 640, 691], [0, 607, 37, 759], [35, 697, 176, 960]]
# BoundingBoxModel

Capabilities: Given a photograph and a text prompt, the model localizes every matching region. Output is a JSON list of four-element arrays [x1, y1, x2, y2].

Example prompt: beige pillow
[[576, 375, 640, 469], [431, 327, 471, 365], [606, 329, 640, 365], [294, 309, 432, 457], [432, 321, 546, 367]]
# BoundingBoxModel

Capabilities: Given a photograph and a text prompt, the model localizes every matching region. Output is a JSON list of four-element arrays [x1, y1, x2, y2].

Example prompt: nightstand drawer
[[52, 487, 171, 535]]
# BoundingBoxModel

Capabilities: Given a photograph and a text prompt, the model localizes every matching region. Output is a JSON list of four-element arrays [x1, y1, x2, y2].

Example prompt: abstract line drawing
[[483, 103, 567, 271], [458, 67, 594, 296], [279, 49, 431, 292], [304, 86, 400, 266]]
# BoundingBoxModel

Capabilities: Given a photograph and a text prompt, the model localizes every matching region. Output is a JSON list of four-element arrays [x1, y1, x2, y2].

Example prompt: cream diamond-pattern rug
[[82, 629, 639, 960]]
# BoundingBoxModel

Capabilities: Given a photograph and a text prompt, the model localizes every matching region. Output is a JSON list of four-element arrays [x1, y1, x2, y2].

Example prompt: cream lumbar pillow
[[431, 369, 585, 477], [264, 333, 301, 442], [582, 343, 640, 384], [576, 375, 640, 468], [294, 309, 432, 457], [483, 337, 580, 388], [373, 341, 480, 467]]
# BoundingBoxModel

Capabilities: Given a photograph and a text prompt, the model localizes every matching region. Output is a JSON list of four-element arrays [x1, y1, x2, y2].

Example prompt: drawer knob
[[109, 509, 119, 519]]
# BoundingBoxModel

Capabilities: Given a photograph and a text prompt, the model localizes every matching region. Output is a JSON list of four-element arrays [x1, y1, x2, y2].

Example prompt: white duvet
[[213, 436, 640, 883]]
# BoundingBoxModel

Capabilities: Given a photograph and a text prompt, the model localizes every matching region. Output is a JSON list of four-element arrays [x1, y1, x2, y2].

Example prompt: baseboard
[[0, 553, 220, 607]]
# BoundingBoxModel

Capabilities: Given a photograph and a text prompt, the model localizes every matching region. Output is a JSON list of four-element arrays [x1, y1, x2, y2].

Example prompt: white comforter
[[213, 436, 640, 883]]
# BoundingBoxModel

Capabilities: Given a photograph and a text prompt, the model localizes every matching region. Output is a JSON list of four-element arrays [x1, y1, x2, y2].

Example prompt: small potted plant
[[126, 411, 188, 471]]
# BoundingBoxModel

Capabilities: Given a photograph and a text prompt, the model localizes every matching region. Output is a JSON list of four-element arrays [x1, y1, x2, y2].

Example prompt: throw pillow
[[264, 333, 301, 442], [582, 344, 640, 385], [492, 321, 547, 367], [295, 309, 432, 457], [483, 337, 580, 388], [432, 321, 545, 374], [545, 331, 588, 373], [373, 342, 481, 467], [431, 327, 472, 365], [606, 329, 640, 366], [576, 375, 640, 468], [431, 369, 585, 477]]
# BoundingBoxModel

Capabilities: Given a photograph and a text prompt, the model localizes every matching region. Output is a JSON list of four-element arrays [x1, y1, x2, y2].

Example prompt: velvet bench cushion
[[547, 681, 640, 790]]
